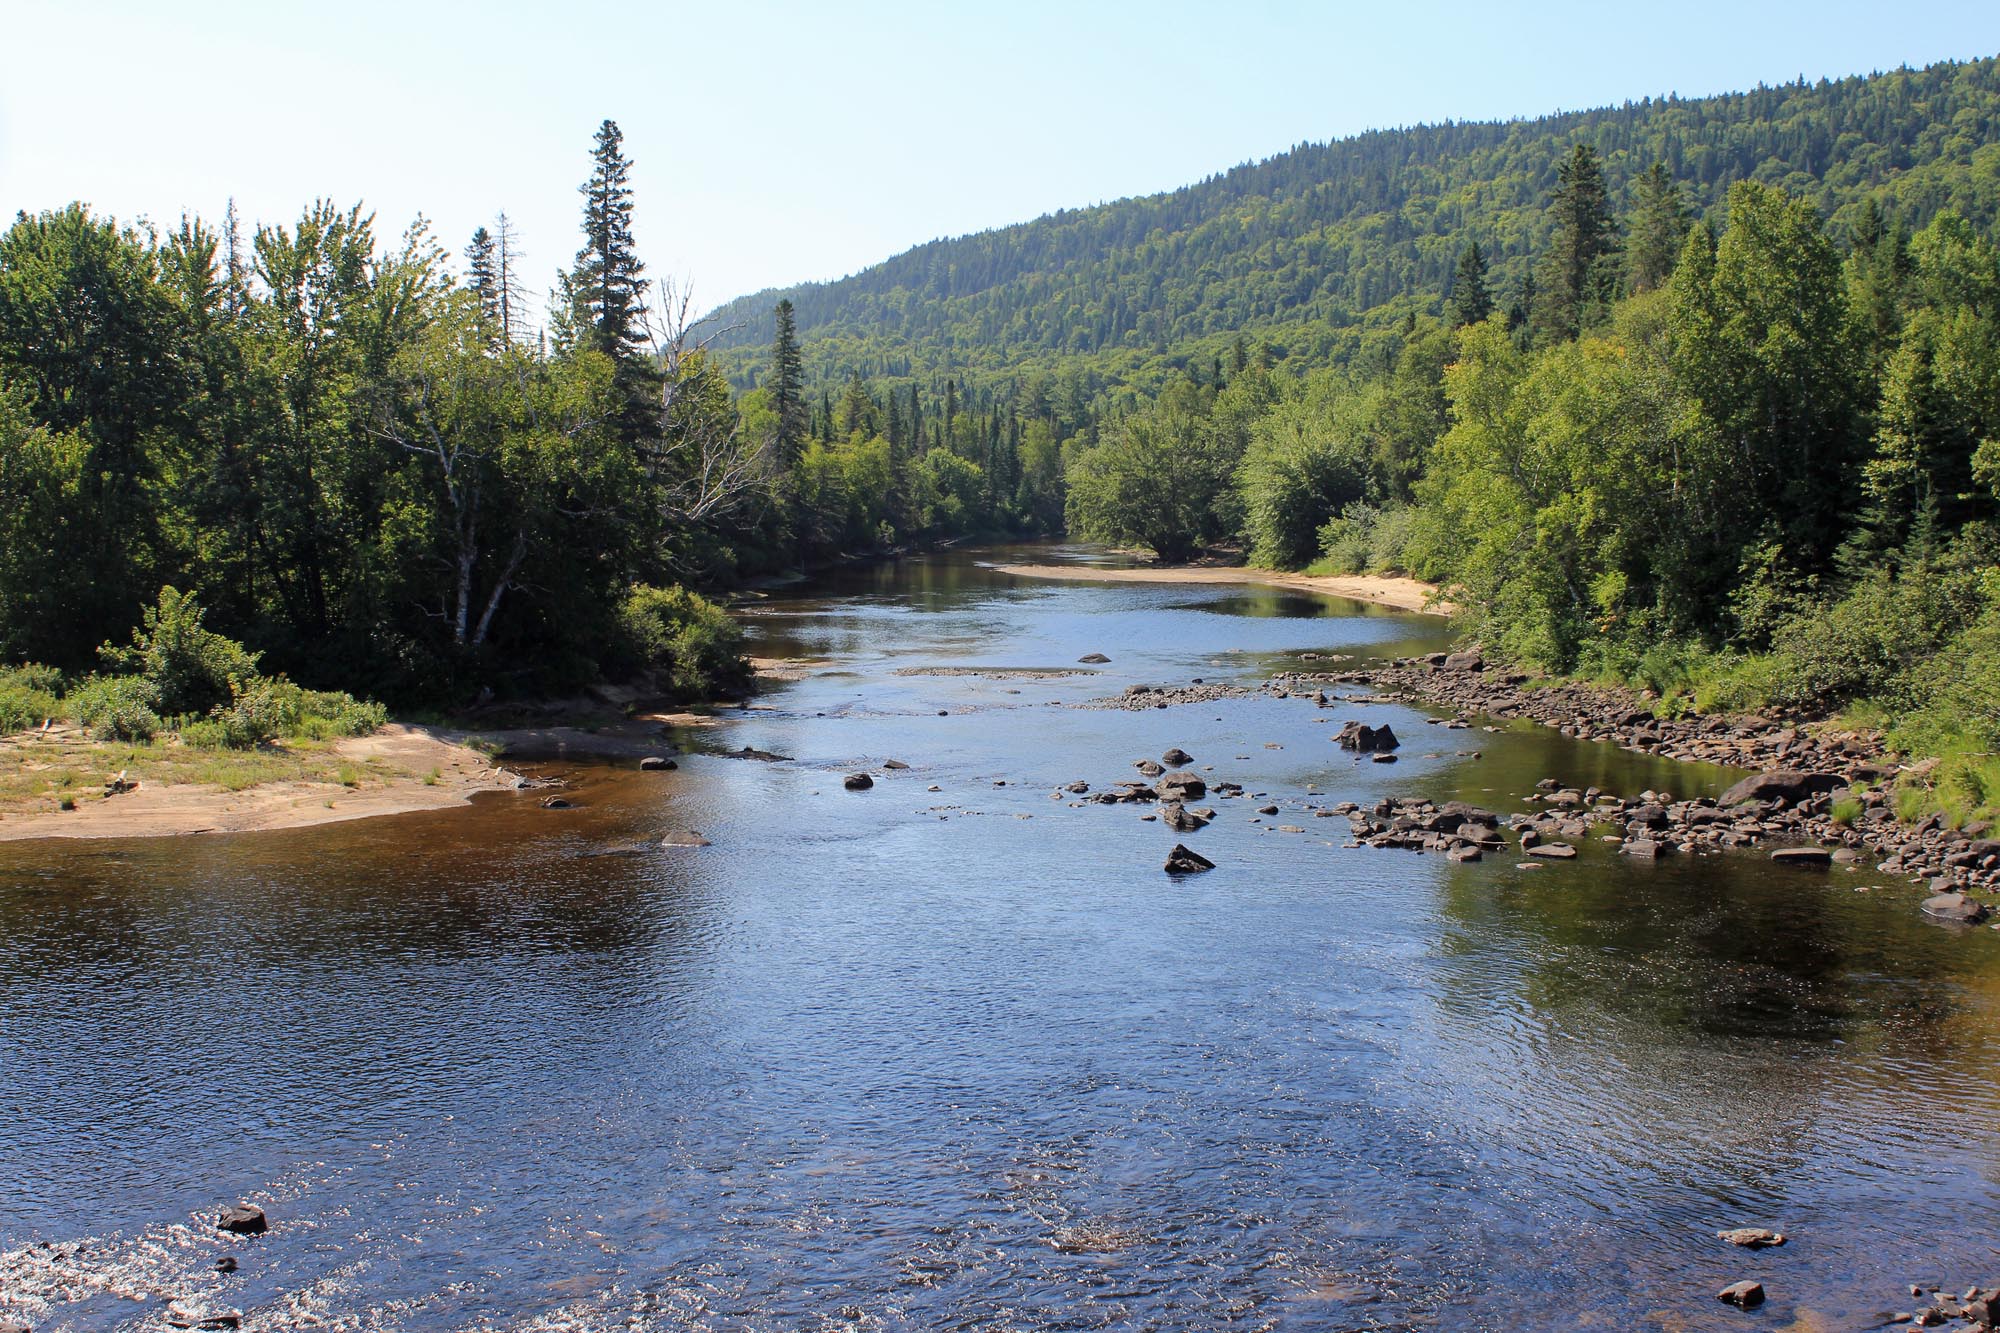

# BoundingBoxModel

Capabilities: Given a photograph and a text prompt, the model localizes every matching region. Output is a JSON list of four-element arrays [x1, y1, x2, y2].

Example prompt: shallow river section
[[3, 546, 1998, 1331]]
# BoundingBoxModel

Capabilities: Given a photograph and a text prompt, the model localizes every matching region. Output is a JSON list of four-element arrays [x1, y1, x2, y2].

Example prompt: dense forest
[[6, 56, 2000, 826], [708, 58, 2000, 399]]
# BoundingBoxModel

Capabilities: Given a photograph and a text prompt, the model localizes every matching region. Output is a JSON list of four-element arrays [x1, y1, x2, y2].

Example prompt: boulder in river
[[1717, 1227, 1786, 1249], [883, 759, 911, 770], [1158, 772, 1206, 799], [215, 1255, 239, 1273], [1718, 770, 1845, 807], [660, 831, 712, 848], [1135, 759, 1165, 777], [638, 756, 676, 771], [1717, 1280, 1765, 1308], [1770, 847, 1833, 867], [843, 773, 874, 791], [217, 1203, 266, 1235], [1162, 747, 1194, 767], [1921, 892, 1990, 924], [1164, 844, 1215, 875], [1078, 653, 1111, 664], [165, 1303, 242, 1330], [1336, 721, 1400, 753], [1526, 843, 1577, 860]]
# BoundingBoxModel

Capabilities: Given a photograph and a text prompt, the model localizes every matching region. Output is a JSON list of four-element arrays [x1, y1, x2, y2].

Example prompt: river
[[3, 545, 1998, 1331]]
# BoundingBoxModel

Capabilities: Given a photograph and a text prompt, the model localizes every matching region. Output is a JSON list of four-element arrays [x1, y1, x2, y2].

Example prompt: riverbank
[[1304, 651, 2000, 908], [0, 724, 519, 842], [991, 562, 1455, 615]]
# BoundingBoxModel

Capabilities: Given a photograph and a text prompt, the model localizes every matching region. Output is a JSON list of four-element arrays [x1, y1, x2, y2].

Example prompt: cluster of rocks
[[1264, 650, 2000, 915], [1889, 1283, 2000, 1327]]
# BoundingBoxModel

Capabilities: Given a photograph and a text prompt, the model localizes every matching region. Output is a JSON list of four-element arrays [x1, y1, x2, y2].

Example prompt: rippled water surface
[[5, 546, 2000, 1332]]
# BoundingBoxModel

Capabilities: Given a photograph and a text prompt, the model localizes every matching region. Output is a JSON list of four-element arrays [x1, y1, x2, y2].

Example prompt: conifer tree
[[1627, 163, 1692, 292], [1449, 241, 1494, 326], [766, 299, 807, 468], [559, 120, 656, 450], [494, 211, 526, 345], [1532, 144, 1619, 341], [465, 226, 499, 331]]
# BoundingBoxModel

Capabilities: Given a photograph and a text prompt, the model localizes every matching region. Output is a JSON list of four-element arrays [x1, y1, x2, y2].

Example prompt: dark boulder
[[1335, 721, 1399, 753], [1164, 844, 1215, 875], [638, 756, 676, 771], [1158, 772, 1206, 799], [1078, 653, 1111, 664], [1134, 759, 1165, 777], [1526, 843, 1577, 860], [217, 1203, 266, 1235], [1163, 803, 1208, 833], [215, 1256, 239, 1273], [883, 759, 911, 770], [1161, 747, 1194, 767], [1922, 892, 1990, 924], [1717, 1280, 1765, 1308], [1442, 650, 1485, 672], [843, 773, 874, 791], [1718, 770, 1845, 807]]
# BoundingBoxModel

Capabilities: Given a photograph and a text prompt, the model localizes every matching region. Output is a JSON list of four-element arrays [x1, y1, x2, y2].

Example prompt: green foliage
[[1065, 382, 1241, 563], [100, 585, 260, 718], [67, 675, 162, 742], [1238, 390, 1377, 568], [616, 584, 749, 700], [1316, 504, 1422, 576], [0, 664, 63, 734]]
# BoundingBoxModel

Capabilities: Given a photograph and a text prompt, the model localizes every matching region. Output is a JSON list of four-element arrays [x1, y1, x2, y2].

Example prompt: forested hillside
[[707, 58, 2000, 399]]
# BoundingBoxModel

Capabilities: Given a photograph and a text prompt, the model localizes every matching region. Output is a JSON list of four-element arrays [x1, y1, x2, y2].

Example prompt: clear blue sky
[[3, 1, 1995, 320]]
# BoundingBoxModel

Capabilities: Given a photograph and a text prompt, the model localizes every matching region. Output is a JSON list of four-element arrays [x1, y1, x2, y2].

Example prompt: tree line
[[0, 121, 777, 706]]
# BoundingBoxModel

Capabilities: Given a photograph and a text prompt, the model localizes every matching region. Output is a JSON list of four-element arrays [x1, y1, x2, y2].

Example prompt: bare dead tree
[[647, 276, 772, 527], [494, 211, 533, 347]]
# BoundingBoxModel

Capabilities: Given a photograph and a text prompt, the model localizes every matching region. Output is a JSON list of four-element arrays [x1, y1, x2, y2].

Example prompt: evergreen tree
[[1448, 241, 1494, 326], [769, 299, 807, 466], [561, 120, 654, 449], [1531, 144, 1619, 341], [464, 226, 499, 332], [494, 211, 526, 345], [1627, 162, 1692, 292]]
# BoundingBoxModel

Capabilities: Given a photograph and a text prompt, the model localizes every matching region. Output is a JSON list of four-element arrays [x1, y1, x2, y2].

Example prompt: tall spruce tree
[[1532, 144, 1619, 341], [1627, 162, 1692, 292], [769, 298, 807, 466], [563, 120, 655, 449], [1449, 241, 1494, 326], [464, 226, 499, 333]]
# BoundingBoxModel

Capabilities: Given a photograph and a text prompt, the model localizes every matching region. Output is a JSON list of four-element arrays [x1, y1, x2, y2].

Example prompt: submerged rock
[[1164, 844, 1215, 875], [1921, 892, 1990, 923], [1717, 1227, 1786, 1249], [843, 773, 874, 791], [1770, 846, 1833, 867], [659, 831, 712, 848]]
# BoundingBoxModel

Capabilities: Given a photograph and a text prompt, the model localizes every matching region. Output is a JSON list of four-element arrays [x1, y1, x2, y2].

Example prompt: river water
[[3, 546, 1998, 1332]]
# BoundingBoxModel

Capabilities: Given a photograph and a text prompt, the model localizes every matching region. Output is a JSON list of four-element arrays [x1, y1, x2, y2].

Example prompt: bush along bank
[[1283, 651, 2000, 925]]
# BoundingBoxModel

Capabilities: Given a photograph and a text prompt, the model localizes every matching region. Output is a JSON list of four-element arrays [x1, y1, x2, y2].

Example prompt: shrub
[[617, 584, 749, 699], [100, 587, 261, 718], [67, 675, 162, 741], [0, 664, 63, 733], [209, 677, 387, 748]]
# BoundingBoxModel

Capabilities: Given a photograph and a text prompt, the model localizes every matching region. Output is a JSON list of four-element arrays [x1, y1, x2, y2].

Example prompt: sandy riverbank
[[992, 563, 1455, 616], [0, 724, 518, 842]]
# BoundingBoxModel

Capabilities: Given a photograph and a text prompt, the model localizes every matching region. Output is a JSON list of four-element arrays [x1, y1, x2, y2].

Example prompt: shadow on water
[[2, 544, 1999, 1332]]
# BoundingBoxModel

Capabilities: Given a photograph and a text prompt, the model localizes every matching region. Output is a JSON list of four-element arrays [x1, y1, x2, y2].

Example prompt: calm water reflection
[[2, 545, 1997, 1331]]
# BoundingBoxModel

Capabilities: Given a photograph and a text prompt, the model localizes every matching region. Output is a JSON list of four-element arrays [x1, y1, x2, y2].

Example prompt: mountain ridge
[[704, 55, 2000, 396]]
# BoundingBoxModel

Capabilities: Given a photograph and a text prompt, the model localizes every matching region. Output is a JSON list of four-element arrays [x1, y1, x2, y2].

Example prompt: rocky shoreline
[[1052, 650, 1999, 928]]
